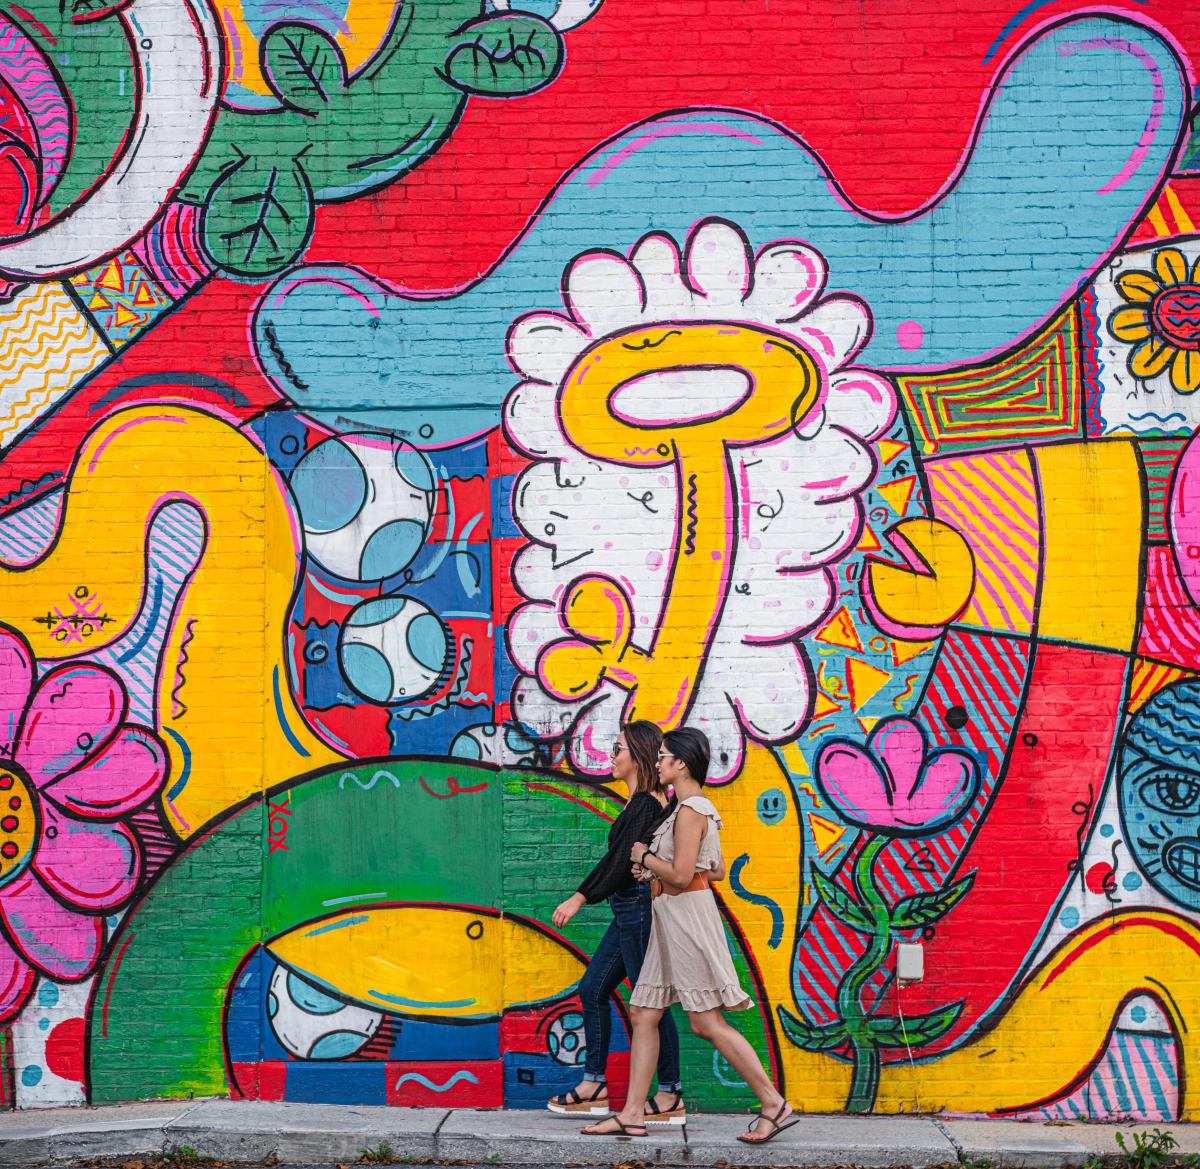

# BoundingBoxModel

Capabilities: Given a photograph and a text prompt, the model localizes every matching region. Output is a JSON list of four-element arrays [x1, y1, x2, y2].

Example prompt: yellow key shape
[[540, 321, 822, 728]]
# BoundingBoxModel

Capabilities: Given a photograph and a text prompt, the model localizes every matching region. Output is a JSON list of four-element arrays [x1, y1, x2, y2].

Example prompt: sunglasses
[[656, 751, 676, 761], [611, 743, 627, 757]]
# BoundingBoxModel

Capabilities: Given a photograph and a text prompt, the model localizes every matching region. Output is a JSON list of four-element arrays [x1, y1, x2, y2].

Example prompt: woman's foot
[[737, 1099, 798, 1145], [547, 1080, 610, 1115], [644, 1090, 686, 1125], [581, 1115, 647, 1137]]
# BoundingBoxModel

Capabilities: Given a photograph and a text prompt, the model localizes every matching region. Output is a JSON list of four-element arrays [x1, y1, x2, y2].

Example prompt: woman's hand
[[630, 842, 652, 866], [552, 892, 586, 928]]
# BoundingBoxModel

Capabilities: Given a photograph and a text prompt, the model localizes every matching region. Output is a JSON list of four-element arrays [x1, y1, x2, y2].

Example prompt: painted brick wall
[[0, 0, 1196, 1121]]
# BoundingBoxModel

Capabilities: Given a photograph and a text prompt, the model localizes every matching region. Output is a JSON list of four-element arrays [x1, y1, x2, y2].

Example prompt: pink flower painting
[[815, 717, 979, 838], [0, 625, 168, 1021]]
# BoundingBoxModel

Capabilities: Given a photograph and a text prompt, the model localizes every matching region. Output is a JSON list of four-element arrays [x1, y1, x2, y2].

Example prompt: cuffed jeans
[[579, 883, 681, 1089]]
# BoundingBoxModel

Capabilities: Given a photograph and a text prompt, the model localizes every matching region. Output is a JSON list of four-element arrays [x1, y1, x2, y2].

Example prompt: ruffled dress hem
[[630, 982, 752, 1013]]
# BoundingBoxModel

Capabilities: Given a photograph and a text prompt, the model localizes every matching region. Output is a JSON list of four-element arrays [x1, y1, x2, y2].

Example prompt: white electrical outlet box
[[897, 942, 924, 982]]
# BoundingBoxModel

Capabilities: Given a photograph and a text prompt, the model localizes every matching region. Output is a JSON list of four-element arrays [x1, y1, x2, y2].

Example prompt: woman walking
[[546, 720, 686, 1125], [582, 728, 797, 1145]]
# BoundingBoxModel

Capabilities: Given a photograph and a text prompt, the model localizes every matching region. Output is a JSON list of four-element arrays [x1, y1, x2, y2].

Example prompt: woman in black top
[[546, 720, 685, 1124]]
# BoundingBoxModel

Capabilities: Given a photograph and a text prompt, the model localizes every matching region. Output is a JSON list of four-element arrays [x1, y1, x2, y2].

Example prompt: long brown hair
[[623, 720, 664, 795]]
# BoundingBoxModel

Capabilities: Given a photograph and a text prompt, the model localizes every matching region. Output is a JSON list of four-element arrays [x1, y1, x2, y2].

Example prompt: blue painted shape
[[387, 702, 490, 755], [284, 1060, 388, 1105], [433, 437, 489, 480], [385, 542, 493, 614], [254, 16, 1188, 447], [252, 410, 314, 478], [310, 1031, 375, 1059], [502, 1051, 579, 1109], [296, 620, 362, 711], [290, 438, 367, 534], [491, 474, 521, 539], [394, 1069, 480, 1092], [341, 642, 395, 704], [391, 1018, 501, 1060], [728, 854, 784, 949], [409, 613, 449, 672], [494, 631, 519, 708], [224, 947, 270, 1063], [360, 519, 427, 580]]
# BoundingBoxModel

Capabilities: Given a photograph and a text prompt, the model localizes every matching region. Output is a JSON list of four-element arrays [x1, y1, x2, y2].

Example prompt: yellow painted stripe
[[1033, 440, 1142, 651], [1146, 200, 1172, 237], [1165, 184, 1197, 235]]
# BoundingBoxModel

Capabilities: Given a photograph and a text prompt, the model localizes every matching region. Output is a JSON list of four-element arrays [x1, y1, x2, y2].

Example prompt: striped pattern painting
[[927, 450, 1040, 636]]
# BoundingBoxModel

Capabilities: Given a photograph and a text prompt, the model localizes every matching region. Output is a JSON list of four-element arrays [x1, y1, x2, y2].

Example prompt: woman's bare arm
[[633, 806, 706, 887]]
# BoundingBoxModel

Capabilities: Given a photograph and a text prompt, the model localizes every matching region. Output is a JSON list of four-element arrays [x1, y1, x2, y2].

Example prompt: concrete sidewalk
[[1, 1100, 1199, 1167]]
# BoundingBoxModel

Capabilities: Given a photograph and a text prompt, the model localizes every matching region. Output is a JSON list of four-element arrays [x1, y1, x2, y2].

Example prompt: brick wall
[[0, 0, 1196, 1120]]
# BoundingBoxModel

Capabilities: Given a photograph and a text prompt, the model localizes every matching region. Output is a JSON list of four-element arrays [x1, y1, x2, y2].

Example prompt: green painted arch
[[87, 758, 771, 1107]]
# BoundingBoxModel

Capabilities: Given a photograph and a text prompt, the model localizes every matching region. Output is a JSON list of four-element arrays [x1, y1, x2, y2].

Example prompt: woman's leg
[[583, 1004, 663, 1133], [686, 1008, 789, 1137], [614, 889, 683, 1112], [556, 915, 626, 1105]]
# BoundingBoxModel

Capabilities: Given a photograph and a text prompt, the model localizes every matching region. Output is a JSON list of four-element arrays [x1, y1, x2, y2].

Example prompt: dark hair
[[662, 727, 710, 784], [623, 720, 664, 795]]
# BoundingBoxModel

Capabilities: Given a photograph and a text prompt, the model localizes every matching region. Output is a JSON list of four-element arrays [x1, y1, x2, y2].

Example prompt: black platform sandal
[[546, 1082, 610, 1116]]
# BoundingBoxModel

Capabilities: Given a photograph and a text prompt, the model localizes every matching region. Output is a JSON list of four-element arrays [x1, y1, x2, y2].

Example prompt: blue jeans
[[579, 883, 682, 1090]]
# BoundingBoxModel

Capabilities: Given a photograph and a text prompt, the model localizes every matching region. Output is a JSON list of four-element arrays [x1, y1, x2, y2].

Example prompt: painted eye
[[487, 0, 604, 32], [1142, 771, 1200, 813]]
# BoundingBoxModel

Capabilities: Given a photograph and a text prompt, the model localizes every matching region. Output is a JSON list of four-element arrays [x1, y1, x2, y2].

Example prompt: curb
[[2, 1102, 1198, 1168]]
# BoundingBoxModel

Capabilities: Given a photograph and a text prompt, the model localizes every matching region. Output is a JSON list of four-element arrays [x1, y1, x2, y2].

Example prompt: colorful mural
[[0, 0, 1197, 1123]]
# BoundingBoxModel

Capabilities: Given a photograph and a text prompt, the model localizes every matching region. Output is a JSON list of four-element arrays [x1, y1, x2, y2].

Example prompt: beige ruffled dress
[[630, 795, 752, 1013]]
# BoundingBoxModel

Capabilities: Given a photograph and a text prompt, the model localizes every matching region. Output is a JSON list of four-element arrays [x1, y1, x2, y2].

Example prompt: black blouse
[[577, 792, 675, 904]]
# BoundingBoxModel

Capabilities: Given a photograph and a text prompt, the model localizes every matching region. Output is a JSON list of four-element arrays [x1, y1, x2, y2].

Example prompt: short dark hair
[[623, 720, 664, 795], [662, 727, 710, 784]]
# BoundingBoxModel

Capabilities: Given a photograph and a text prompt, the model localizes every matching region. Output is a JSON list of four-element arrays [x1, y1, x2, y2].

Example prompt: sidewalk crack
[[164, 1102, 203, 1132], [933, 1116, 965, 1164], [434, 1110, 452, 1136]]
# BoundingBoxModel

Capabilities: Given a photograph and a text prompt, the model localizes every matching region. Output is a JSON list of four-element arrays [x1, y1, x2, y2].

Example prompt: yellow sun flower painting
[[1108, 245, 1200, 394]]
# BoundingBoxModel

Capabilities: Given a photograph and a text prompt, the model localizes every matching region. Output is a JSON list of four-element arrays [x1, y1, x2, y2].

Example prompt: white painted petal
[[685, 220, 752, 312], [789, 294, 871, 372], [506, 601, 564, 673], [502, 379, 565, 459], [728, 642, 812, 743], [630, 232, 694, 321], [510, 542, 554, 600], [788, 428, 877, 502], [825, 368, 898, 441], [745, 242, 827, 323], [564, 251, 645, 338], [507, 311, 587, 384]]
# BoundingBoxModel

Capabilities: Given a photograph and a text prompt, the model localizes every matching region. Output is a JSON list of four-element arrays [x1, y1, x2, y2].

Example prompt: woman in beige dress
[[582, 728, 798, 1145]]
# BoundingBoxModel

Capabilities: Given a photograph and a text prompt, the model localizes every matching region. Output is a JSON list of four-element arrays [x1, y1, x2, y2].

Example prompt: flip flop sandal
[[736, 1102, 800, 1145], [547, 1084, 611, 1116], [644, 1091, 687, 1126], [581, 1117, 648, 1138]]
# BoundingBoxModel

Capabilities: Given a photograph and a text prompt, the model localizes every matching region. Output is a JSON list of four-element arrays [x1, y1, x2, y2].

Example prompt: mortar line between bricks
[[933, 1117, 965, 1163]]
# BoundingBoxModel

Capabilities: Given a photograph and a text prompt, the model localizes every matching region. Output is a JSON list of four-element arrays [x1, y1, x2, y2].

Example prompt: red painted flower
[[1109, 246, 1200, 394], [0, 626, 168, 1021]]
